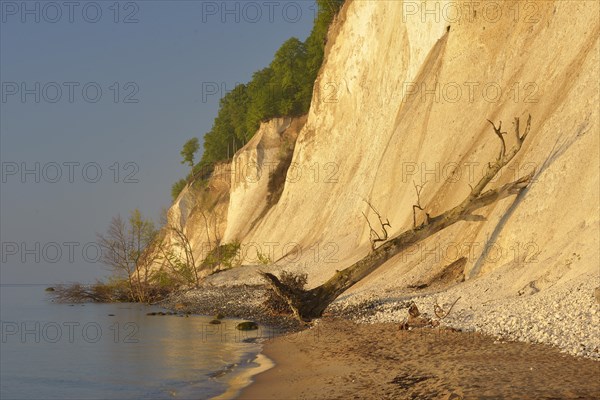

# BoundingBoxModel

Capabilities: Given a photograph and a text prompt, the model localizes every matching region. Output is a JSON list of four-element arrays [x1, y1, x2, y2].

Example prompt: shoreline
[[162, 284, 303, 332], [238, 318, 600, 399], [212, 353, 274, 400], [202, 321, 280, 400], [158, 278, 599, 397]]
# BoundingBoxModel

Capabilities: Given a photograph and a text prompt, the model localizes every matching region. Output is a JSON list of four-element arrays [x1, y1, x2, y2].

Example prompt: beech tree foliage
[[170, 0, 344, 198]]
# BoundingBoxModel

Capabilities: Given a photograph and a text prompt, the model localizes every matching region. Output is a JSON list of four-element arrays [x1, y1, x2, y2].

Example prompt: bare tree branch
[[434, 296, 461, 319], [487, 119, 507, 160], [362, 200, 391, 250], [412, 181, 430, 228]]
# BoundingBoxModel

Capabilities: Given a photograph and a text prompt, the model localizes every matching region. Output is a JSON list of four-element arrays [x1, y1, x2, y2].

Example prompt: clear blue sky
[[0, 0, 316, 284]]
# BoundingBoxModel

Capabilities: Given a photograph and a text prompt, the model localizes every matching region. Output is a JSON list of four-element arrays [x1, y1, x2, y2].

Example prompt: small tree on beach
[[97, 209, 161, 302]]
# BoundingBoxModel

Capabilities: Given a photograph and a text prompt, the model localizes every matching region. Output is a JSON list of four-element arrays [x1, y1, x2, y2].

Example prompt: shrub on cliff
[[171, 178, 187, 201], [202, 242, 242, 273]]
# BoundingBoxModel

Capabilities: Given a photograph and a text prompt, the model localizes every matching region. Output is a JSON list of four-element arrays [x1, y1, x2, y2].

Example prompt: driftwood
[[398, 297, 461, 330], [262, 116, 534, 322]]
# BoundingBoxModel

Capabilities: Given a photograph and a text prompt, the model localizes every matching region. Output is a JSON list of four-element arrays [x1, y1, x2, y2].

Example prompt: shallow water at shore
[[0, 285, 271, 400]]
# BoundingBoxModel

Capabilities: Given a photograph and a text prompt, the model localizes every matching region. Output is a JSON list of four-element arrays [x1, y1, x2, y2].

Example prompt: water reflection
[[0, 285, 270, 400]]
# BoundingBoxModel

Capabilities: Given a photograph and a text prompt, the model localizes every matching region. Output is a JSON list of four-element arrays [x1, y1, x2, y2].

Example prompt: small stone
[[236, 321, 259, 331]]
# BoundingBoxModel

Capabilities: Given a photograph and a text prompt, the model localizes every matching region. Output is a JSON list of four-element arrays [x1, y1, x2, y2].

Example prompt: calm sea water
[[0, 285, 271, 400]]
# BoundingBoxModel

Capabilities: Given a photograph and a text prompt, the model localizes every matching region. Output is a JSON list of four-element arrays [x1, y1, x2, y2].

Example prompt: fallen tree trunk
[[262, 116, 533, 322]]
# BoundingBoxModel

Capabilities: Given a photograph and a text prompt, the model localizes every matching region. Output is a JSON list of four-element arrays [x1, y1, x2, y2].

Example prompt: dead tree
[[412, 181, 430, 228], [362, 200, 391, 250], [262, 115, 534, 322]]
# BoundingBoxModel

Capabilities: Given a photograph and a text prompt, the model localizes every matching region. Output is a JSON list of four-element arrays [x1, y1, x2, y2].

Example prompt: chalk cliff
[[167, 0, 599, 309]]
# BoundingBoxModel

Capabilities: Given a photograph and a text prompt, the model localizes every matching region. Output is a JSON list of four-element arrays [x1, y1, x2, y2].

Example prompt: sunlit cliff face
[[164, 0, 599, 297]]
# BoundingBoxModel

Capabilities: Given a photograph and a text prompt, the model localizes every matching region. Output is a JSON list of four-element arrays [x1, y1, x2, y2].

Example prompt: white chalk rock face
[[167, 1, 599, 305], [241, 1, 452, 273], [161, 162, 232, 278], [223, 117, 304, 243], [239, 0, 599, 295]]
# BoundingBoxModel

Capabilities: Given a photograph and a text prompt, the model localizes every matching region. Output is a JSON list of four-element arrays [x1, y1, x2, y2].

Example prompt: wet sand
[[238, 318, 600, 399]]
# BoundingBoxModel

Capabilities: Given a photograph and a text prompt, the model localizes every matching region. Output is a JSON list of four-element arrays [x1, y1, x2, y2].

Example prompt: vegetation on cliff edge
[[172, 0, 345, 201]]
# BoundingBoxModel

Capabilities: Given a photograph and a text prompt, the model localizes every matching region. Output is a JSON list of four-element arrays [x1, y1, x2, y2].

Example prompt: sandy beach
[[239, 318, 600, 400]]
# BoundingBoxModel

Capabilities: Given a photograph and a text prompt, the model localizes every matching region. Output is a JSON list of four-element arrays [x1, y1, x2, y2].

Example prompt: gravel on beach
[[329, 272, 600, 360], [161, 271, 599, 360], [161, 283, 303, 331]]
